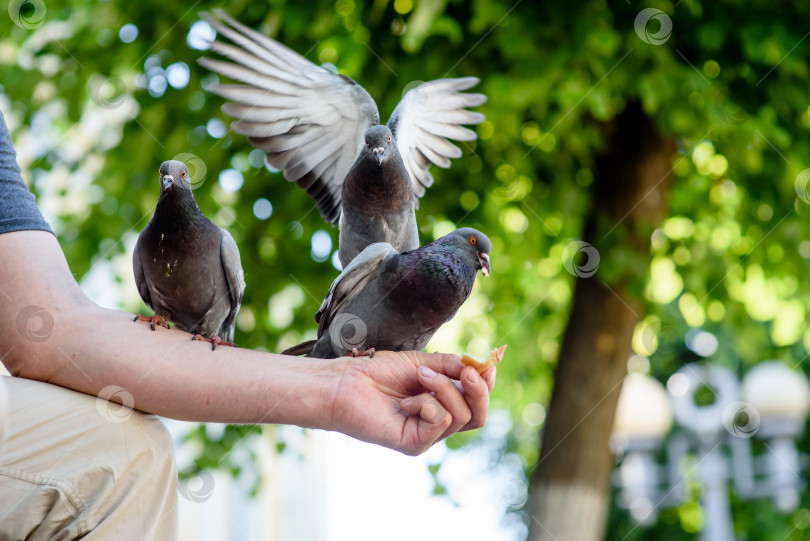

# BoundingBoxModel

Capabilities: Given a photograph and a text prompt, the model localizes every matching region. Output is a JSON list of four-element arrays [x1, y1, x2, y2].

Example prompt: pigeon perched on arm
[[197, 9, 486, 265], [283, 228, 492, 359], [133, 160, 246, 350]]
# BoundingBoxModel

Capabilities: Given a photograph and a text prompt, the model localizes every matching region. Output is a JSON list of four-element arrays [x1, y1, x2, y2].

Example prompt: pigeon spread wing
[[387, 78, 487, 201], [315, 242, 397, 336], [218, 228, 246, 341], [198, 9, 380, 225]]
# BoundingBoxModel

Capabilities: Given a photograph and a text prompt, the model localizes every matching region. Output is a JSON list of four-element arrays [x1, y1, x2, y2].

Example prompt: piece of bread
[[460, 345, 507, 374]]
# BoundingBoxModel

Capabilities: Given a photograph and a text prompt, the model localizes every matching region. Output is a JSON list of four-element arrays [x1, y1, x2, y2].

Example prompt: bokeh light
[[218, 169, 244, 193]]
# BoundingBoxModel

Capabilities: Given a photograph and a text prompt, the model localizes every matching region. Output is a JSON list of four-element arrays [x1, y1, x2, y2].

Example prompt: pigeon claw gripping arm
[[351, 347, 376, 359], [133, 314, 171, 331], [192, 334, 237, 351]]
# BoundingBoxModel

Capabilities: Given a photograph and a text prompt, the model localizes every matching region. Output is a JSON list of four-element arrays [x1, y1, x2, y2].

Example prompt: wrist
[[280, 355, 353, 432]]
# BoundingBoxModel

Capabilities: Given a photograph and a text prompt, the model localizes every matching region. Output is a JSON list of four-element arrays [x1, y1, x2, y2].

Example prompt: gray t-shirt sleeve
[[0, 109, 54, 235]]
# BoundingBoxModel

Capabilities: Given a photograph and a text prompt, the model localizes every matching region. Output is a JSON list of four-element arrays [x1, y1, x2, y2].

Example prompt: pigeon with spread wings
[[197, 9, 486, 265]]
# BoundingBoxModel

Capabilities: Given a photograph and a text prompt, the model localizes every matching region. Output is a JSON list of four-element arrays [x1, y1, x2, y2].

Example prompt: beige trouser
[[0, 376, 178, 540]]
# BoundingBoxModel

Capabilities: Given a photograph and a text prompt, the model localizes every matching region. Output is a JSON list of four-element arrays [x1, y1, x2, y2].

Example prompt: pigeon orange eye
[[469, 236, 477, 245], [181, 171, 186, 177], [387, 135, 391, 143]]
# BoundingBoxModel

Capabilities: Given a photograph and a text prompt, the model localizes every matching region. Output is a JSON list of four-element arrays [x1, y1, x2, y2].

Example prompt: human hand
[[326, 350, 496, 456]]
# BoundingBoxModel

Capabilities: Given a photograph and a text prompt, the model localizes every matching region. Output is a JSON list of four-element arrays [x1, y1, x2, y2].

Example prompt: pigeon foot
[[192, 334, 237, 351], [134, 314, 171, 331], [350, 347, 376, 359]]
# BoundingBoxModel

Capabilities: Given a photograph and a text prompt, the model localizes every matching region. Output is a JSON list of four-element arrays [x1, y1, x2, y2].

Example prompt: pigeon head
[[363, 125, 395, 166], [446, 227, 492, 277], [159, 160, 192, 193]]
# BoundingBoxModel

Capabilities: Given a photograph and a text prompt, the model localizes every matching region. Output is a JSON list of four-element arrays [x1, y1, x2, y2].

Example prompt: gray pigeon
[[283, 228, 492, 359], [338, 124, 418, 266], [133, 160, 246, 350], [197, 9, 486, 265]]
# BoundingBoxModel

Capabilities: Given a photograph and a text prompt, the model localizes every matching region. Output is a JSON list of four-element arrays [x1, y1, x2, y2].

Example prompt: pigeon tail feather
[[282, 340, 317, 356]]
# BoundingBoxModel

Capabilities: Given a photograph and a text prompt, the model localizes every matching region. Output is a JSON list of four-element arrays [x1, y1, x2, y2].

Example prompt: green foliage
[[5, 0, 810, 538]]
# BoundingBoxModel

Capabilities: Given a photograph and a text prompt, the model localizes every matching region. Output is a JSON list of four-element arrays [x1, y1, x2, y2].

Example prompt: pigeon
[[282, 227, 492, 359], [197, 9, 486, 265], [133, 160, 246, 350], [338, 124, 418, 266]]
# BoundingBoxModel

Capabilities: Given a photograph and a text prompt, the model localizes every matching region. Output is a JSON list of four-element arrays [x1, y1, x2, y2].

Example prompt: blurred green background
[[4, 0, 810, 539]]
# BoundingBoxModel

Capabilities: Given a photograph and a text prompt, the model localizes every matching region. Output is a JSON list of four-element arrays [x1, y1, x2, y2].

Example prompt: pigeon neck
[[344, 153, 412, 211], [153, 189, 205, 231]]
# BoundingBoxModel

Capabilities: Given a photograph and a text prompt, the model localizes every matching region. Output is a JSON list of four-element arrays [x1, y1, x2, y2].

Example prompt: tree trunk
[[528, 102, 676, 541]]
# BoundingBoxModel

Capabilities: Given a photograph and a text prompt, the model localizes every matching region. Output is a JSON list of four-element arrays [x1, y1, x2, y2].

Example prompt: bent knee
[[88, 397, 177, 483], [81, 410, 178, 538]]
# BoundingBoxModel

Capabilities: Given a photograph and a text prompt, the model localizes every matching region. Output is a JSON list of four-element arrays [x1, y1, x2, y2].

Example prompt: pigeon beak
[[373, 147, 384, 165], [478, 253, 491, 277], [161, 175, 175, 190]]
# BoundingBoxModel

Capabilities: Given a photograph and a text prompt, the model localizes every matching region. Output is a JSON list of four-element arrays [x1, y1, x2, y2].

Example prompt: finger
[[415, 352, 463, 379], [416, 365, 472, 440], [451, 366, 496, 394], [458, 365, 491, 431], [482, 366, 496, 392], [399, 392, 452, 455]]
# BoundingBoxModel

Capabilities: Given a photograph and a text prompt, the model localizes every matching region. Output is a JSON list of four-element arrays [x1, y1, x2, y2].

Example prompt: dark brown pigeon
[[283, 228, 492, 359], [197, 9, 486, 266], [133, 160, 245, 350]]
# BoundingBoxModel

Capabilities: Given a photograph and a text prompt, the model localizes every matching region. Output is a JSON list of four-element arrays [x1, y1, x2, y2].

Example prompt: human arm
[[0, 229, 494, 454]]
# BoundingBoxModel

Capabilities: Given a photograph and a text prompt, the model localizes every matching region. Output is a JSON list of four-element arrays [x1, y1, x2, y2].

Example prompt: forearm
[[0, 231, 340, 426], [35, 307, 338, 425]]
